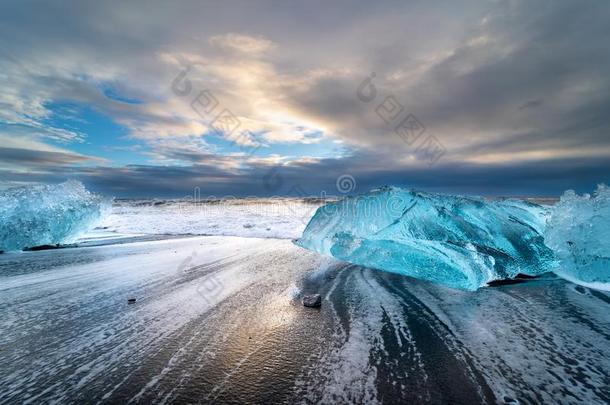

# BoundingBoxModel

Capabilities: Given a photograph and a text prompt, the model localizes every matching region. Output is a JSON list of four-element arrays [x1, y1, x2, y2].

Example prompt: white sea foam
[[93, 198, 323, 240]]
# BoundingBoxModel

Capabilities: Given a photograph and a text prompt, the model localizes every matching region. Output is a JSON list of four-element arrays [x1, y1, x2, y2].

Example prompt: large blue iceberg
[[296, 187, 556, 290], [545, 185, 609, 291], [0, 181, 110, 252]]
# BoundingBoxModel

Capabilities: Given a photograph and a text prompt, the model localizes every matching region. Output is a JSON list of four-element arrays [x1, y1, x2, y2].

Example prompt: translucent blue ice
[[0, 181, 110, 252], [545, 185, 610, 291], [296, 187, 555, 290]]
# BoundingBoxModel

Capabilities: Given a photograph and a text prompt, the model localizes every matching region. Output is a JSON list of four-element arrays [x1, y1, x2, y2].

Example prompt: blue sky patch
[[42, 102, 147, 166]]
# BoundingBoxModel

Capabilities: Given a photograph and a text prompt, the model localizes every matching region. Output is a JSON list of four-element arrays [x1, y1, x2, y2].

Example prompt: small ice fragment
[[302, 294, 322, 308]]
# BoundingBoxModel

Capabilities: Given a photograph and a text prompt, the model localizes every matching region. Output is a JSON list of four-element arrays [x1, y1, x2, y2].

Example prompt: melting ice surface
[[0, 180, 110, 251], [545, 185, 610, 291], [297, 187, 556, 290]]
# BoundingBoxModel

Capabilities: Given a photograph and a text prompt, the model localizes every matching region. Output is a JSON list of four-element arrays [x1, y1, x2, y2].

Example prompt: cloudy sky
[[1, 0, 609, 197]]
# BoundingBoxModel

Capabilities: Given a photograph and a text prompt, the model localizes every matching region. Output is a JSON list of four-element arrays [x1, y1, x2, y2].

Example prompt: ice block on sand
[[0, 180, 110, 251], [296, 187, 554, 290], [545, 185, 610, 291]]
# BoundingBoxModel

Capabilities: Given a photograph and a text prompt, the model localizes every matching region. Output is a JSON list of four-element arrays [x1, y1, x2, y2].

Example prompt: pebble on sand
[[302, 294, 321, 308]]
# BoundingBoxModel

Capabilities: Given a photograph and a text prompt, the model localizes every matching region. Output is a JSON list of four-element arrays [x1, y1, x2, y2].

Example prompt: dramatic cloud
[[0, 0, 608, 195]]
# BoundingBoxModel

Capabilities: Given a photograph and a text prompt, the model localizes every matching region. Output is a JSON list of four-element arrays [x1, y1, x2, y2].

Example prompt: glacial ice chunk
[[296, 187, 555, 290], [0, 181, 110, 252], [545, 185, 610, 290]]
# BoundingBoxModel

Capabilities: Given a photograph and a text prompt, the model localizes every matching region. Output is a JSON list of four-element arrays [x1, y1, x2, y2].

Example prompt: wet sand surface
[[1, 236, 609, 404]]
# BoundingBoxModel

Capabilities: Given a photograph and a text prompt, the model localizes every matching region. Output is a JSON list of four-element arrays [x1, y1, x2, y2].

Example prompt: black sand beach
[[1, 236, 609, 404]]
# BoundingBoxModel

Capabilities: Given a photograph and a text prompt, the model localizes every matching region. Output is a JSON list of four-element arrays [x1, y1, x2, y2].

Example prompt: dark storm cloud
[[0, 147, 101, 167], [65, 151, 609, 198]]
